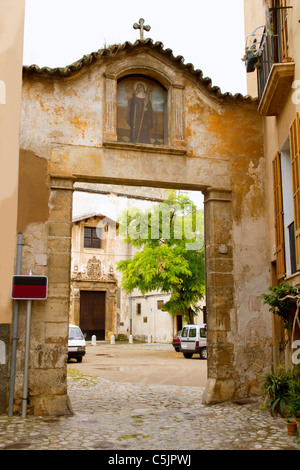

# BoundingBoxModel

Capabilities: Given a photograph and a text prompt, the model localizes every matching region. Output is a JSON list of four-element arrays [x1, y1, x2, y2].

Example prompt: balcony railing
[[257, 26, 288, 102], [257, 5, 293, 104], [244, 5, 295, 115], [257, 28, 273, 101]]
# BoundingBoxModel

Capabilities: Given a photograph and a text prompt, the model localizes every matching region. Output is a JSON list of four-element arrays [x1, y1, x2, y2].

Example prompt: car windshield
[[69, 327, 83, 340]]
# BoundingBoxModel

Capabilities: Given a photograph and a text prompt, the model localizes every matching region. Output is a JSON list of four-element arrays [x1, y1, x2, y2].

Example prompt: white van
[[179, 324, 207, 359], [68, 324, 86, 362]]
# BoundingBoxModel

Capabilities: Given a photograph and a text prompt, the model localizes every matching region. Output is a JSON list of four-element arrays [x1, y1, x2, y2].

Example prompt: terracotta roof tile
[[23, 39, 255, 104]]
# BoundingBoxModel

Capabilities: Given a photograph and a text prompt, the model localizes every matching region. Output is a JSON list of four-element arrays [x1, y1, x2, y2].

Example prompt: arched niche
[[117, 75, 168, 146], [103, 59, 186, 150]]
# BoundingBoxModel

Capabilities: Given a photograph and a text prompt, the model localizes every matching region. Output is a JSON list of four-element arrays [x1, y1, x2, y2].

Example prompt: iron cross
[[133, 18, 151, 40]]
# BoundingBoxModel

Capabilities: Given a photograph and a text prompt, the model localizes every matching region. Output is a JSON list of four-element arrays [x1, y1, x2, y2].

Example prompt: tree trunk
[[187, 307, 194, 324]]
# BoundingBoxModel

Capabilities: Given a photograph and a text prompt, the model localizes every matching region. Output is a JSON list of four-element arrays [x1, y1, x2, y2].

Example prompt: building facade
[[1, 25, 275, 415], [244, 0, 300, 365], [70, 205, 203, 343]]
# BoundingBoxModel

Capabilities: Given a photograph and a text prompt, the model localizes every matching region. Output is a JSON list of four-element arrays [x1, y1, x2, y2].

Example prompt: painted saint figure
[[126, 83, 153, 144]]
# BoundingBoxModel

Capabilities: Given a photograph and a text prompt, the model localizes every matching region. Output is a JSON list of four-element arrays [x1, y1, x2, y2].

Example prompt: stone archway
[[16, 41, 272, 415], [46, 174, 256, 412]]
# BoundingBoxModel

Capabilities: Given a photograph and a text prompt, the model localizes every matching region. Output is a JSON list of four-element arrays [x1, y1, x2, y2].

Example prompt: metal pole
[[22, 298, 32, 418], [8, 233, 23, 417], [129, 243, 132, 336]]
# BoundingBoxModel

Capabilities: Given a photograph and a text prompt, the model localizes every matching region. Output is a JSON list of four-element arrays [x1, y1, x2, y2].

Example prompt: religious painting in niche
[[117, 76, 167, 145]]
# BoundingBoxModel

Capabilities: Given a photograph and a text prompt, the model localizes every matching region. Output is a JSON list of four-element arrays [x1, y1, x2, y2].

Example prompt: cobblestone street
[[1, 343, 300, 453]]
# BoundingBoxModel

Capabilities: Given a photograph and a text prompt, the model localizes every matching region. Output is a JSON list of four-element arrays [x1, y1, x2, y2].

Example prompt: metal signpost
[[11, 273, 48, 418], [8, 233, 23, 417]]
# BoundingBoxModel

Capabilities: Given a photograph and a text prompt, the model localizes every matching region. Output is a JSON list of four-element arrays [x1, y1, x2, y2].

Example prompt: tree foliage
[[262, 282, 299, 328], [117, 191, 205, 323], [262, 282, 300, 351]]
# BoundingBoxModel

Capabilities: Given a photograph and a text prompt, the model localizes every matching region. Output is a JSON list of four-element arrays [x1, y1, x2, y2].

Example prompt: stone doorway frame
[[71, 280, 117, 340], [49, 174, 234, 405]]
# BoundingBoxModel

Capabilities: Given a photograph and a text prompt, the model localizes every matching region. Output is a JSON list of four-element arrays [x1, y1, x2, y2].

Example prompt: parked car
[[68, 324, 86, 362], [179, 324, 207, 359], [172, 330, 182, 352]]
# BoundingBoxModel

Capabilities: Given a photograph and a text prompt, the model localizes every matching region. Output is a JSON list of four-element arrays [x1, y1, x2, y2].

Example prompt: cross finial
[[133, 18, 151, 41]]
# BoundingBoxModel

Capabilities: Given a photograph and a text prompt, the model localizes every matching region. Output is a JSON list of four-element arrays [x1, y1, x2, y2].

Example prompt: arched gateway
[[16, 40, 272, 415]]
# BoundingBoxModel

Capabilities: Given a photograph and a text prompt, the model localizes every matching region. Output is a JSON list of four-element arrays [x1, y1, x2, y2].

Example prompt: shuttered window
[[273, 151, 286, 279], [289, 113, 300, 271]]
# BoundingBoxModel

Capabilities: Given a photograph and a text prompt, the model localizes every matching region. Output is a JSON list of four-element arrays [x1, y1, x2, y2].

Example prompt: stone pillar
[[103, 73, 117, 142], [72, 287, 80, 326], [105, 286, 117, 339], [202, 188, 236, 404], [29, 176, 74, 416], [171, 84, 186, 148]]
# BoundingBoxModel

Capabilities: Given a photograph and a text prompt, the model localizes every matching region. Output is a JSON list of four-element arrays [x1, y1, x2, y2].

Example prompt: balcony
[[245, 6, 295, 116], [257, 28, 295, 116]]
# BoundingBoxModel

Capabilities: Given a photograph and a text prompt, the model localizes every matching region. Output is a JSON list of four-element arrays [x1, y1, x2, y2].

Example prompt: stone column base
[[202, 378, 237, 405], [29, 393, 74, 416]]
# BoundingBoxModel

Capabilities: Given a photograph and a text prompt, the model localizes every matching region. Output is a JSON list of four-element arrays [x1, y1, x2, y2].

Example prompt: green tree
[[117, 191, 205, 324]]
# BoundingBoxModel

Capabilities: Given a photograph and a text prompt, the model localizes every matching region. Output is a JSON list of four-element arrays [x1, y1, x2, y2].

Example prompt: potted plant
[[245, 48, 258, 73], [262, 283, 299, 351], [285, 366, 300, 436], [287, 392, 300, 419], [285, 418, 297, 436], [287, 367, 300, 417], [260, 365, 294, 417]]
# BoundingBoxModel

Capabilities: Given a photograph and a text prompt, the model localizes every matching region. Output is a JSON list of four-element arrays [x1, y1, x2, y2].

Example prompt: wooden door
[[80, 290, 106, 340]]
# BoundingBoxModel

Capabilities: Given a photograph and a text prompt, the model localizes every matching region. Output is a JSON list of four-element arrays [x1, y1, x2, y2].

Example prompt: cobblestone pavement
[[0, 344, 300, 452]]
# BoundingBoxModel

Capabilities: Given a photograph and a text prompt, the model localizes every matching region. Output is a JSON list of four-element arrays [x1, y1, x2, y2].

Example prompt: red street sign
[[11, 275, 48, 300]]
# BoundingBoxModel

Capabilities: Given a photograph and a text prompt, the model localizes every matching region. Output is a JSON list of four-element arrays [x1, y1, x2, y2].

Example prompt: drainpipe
[[8, 233, 23, 417]]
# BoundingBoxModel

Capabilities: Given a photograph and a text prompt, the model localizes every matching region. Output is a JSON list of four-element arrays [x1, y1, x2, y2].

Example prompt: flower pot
[[245, 55, 258, 73], [286, 420, 297, 436]]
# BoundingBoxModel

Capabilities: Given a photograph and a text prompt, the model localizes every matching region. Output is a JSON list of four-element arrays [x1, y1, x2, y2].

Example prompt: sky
[[22, 0, 248, 215], [23, 0, 247, 96]]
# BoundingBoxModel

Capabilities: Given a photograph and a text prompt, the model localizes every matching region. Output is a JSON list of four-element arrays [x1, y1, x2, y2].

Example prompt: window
[[136, 303, 141, 315], [272, 114, 300, 278], [189, 328, 196, 338], [84, 227, 101, 249], [117, 75, 167, 146], [289, 222, 297, 274], [181, 327, 188, 338], [200, 328, 207, 338], [157, 300, 164, 309], [290, 113, 300, 271]]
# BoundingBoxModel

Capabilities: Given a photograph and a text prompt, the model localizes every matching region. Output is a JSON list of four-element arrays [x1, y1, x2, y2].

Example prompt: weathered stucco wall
[[15, 41, 271, 415], [0, 0, 25, 415]]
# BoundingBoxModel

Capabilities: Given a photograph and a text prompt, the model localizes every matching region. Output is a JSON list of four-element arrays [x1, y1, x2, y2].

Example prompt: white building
[[70, 186, 205, 342]]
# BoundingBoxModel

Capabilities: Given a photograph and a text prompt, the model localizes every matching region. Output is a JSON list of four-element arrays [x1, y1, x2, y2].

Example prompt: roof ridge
[[23, 39, 255, 103]]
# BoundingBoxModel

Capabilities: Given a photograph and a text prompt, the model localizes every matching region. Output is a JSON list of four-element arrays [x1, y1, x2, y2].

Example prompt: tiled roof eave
[[22, 38, 256, 105]]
